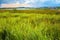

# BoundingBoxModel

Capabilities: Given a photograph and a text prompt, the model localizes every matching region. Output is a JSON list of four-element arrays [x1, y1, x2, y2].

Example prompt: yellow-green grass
[[0, 10, 60, 40]]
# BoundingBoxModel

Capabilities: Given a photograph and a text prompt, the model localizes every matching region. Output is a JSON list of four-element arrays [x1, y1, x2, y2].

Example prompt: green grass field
[[0, 10, 60, 40]]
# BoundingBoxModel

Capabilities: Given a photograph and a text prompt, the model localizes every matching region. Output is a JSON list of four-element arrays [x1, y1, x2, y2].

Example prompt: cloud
[[55, 0, 60, 4], [24, 0, 38, 4], [1, 3, 32, 8], [1, 0, 60, 7], [23, 0, 52, 7], [39, 0, 50, 2], [24, 0, 51, 4], [24, 0, 60, 4], [1, 0, 33, 8], [23, 0, 60, 7], [1, 0, 17, 4]]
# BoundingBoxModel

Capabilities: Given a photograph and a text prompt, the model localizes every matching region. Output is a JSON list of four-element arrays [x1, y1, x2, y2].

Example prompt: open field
[[0, 9, 60, 40]]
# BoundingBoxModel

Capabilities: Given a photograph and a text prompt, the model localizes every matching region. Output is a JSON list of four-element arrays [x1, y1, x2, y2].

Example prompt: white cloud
[[1, 3, 32, 8], [39, 0, 49, 2], [24, 0, 60, 4], [1, 0, 60, 8], [24, 0, 51, 4], [24, 0, 38, 4], [23, 0, 51, 7], [55, 0, 60, 4]]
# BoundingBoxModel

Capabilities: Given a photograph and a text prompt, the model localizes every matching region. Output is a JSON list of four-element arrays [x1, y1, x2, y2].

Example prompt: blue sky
[[0, 0, 60, 7]]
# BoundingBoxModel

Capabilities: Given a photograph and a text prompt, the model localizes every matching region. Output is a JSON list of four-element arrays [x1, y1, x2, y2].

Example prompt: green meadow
[[0, 10, 60, 40]]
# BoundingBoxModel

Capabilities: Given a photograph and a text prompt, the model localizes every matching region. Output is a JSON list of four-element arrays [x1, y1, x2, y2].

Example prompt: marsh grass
[[0, 12, 60, 40]]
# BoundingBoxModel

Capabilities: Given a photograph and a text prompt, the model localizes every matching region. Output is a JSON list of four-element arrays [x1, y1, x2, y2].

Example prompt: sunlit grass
[[0, 11, 60, 40]]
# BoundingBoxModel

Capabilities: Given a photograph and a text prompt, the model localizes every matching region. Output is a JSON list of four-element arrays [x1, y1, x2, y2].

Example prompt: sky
[[0, 0, 60, 7]]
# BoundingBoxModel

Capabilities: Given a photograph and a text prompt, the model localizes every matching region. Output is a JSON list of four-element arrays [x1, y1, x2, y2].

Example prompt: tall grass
[[0, 12, 60, 40]]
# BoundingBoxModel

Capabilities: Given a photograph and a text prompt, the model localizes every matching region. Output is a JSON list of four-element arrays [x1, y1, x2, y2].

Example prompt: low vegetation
[[0, 9, 60, 40]]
